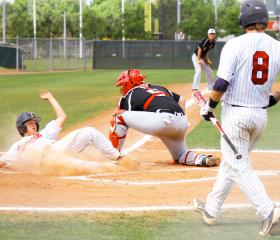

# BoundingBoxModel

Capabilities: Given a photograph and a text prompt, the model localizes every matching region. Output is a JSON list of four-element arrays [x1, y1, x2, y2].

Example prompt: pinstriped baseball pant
[[205, 105, 274, 220], [52, 127, 120, 160]]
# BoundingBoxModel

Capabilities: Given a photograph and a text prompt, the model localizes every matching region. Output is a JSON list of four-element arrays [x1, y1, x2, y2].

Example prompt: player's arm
[[197, 48, 203, 64], [178, 96, 186, 110], [39, 90, 67, 128], [205, 52, 211, 65], [200, 40, 235, 121]]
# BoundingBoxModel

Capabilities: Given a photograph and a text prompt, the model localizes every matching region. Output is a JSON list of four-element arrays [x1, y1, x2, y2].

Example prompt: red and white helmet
[[116, 69, 145, 95]]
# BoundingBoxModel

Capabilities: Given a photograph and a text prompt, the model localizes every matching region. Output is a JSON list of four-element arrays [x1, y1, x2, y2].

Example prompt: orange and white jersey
[[218, 32, 280, 107]]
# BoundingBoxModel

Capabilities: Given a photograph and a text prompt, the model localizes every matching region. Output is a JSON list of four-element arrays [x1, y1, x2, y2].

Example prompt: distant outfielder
[[0, 91, 132, 174], [194, 0, 280, 236], [109, 69, 220, 167], [192, 28, 216, 91]]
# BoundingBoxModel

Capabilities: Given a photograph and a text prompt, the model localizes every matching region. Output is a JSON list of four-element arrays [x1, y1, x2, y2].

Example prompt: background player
[[192, 28, 216, 91], [109, 69, 220, 167], [193, 0, 280, 236], [1, 91, 135, 174]]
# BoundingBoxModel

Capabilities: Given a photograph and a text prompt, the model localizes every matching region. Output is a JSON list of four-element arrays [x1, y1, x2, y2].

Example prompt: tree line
[[0, 0, 244, 40]]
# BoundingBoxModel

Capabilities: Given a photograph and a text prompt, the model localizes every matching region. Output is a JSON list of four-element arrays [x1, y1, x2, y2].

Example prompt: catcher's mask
[[16, 112, 41, 137], [116, 69, 145, 95]]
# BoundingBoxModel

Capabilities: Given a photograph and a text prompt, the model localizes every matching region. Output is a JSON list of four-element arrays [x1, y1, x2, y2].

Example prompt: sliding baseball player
[[0, 91, 132, 173]]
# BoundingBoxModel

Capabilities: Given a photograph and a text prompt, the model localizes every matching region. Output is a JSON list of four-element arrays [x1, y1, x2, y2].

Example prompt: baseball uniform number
[[252, 51, 269, 85]]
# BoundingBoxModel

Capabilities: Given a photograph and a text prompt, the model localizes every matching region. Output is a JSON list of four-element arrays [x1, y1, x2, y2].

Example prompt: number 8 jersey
[[217, 32, 280, 108]]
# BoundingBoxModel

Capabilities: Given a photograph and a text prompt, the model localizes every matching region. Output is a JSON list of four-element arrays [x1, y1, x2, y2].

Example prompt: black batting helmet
[[240, 0, 268, 28], [16, 112, 41, 136]]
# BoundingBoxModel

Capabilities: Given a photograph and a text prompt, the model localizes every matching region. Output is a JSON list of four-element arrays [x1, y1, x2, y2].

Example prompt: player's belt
[[156, 109, 185, 116], [231, 104, 267, 109]]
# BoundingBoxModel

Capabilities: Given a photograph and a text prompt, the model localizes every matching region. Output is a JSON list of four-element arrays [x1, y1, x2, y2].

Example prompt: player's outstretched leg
[[54, 127, 121, 160]]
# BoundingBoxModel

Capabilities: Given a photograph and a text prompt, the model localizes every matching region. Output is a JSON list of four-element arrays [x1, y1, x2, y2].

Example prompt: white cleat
[[193, 198, 216, 225], [259, 206, 280, 236]]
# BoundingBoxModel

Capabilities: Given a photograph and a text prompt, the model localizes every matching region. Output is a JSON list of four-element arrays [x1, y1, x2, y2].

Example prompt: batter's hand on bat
[[39, 90, 54, 100], [200, 101, 214, 121]]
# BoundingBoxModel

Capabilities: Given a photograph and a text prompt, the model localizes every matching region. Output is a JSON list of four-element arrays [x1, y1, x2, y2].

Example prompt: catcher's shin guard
[[109, 114, 128, 151], [177, 151, 220, 167]]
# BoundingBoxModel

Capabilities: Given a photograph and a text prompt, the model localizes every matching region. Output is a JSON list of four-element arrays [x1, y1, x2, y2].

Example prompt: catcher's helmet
[[240, 0, 268, 28], [16, 112, 41, 136], [116, 69, 145, 95]]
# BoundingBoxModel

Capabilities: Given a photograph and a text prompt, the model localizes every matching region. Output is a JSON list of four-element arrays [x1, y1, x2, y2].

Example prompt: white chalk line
[[191, 149, 280, 154], [62, 170, 280, 186], [77, 167, 218, 177], [0, 203, 280, 212]]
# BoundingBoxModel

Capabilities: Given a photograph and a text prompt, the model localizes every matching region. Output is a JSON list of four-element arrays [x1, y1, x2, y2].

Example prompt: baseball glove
[[205, 58, 212, 65]]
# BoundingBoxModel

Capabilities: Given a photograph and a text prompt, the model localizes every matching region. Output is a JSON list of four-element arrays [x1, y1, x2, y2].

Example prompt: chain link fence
[[2, 38, 225, 71], [5, 38, 93, 71], [93, 40, 225, 69]]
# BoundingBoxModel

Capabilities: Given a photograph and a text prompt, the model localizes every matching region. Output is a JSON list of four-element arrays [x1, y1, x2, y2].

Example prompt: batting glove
[[267, 92, 280, 108], [200, 101, 215, 121]]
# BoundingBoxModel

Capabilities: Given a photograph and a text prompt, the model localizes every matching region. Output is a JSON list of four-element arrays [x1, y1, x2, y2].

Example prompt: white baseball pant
[[191, 53, 213, 90], [120, 111, 205, 166], [205, 105, 274, 220], [52, 127, 120, 160]]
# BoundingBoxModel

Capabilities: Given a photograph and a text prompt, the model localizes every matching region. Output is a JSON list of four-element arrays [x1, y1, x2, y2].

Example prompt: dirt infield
[[1, 83, 280, 210]]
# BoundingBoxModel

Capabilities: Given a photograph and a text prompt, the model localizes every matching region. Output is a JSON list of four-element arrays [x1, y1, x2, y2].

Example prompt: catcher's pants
[[191, 53, 213, 90], [52, 127, 120, 160], [121, 111, 203, 165], [205, 105, 274, 220]]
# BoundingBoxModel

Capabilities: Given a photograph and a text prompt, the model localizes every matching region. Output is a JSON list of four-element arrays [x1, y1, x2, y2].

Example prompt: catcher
[[192, 28, 216, 91], [0, 91, 135, 174], [109, 69, 220, 167]]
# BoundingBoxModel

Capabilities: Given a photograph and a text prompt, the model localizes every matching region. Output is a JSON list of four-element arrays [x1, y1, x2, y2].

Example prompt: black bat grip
[[222, 134, 242, 160]]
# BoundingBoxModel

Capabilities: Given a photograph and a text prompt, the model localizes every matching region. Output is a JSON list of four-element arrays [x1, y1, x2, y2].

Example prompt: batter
[[194, 0, 280, 236]]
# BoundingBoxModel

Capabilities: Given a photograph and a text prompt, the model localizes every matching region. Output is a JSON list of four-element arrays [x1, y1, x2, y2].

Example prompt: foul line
[[62, 170, 280, 186], [0, 203, 279, 212], [191, 149, 280, 154]]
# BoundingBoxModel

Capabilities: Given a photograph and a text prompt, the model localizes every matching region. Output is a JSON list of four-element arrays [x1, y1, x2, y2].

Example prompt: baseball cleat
[[193, 198, 216, 225], [201, 155, 220, 167], [259, 206, 280, 236]]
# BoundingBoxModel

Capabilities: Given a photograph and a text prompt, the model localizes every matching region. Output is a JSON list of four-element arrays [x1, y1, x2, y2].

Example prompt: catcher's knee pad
[[109, 114, 128, 151]]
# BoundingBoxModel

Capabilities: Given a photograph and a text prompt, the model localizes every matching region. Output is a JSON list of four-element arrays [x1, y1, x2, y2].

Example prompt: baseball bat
[[192, 90, 242, 160]]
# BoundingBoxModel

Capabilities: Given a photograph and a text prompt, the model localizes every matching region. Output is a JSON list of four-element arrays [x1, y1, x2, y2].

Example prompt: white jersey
[[1, 120, 61, 162], [218, 32, 280, 107]]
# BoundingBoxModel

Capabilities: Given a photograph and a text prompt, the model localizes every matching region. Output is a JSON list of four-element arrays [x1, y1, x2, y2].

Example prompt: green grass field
[[0, 209, 279, 240]]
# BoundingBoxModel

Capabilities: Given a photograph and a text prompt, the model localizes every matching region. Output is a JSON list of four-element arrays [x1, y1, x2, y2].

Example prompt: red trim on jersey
[[17, 132, 42, 152], [143, 93, 164, 110]]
